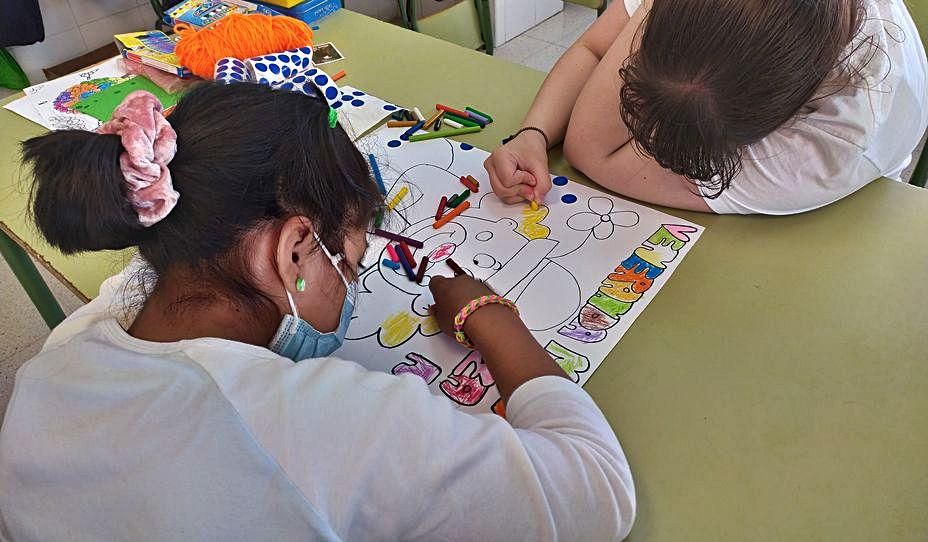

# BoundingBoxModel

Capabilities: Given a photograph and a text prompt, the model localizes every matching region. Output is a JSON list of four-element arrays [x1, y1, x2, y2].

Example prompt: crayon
[[332, 70, 346, 81], [402, 109, 414, 121], [386, 186, 409, 211], [391, 110, 406, 121], [385, 244, 400, 263], [436, 104, 469, 118], [433, 200, 470, 229], [466, 175, 481, 192], [465, 110, 490, 125], [436, 196, 447, 220], [443, 117, 463, 129], [413, 107, 425, 121], [372, 229, 425, 248], [382, 258, 400, 270], [423, 109, 443, 129], [457, 189, 471, 203], [442, 113, 480, 128], [408, 126, 481, 142], [446, 258, 465, 276], [387, 120, 417, 128], [395, 244, 417, 281], [400, 120, 425, 140], [434, 116, 443, 130], [398, 242, 416, 269], [374, 209, 384, 228], [446, 194, 459, 208], [465, 106, 493, 123], [530, 200, 539, 211], [415, 256, 429, 284], [460, 175, 478, 192], [368, 154, 386, 195]]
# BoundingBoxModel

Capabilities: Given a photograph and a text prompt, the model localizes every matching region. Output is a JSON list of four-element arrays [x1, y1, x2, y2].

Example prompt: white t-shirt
[[626, 0, 928, 215], [0, 263, 635, 541]]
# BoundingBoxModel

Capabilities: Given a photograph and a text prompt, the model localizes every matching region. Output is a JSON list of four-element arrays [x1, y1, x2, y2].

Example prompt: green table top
[[2, 10, 927, 541]]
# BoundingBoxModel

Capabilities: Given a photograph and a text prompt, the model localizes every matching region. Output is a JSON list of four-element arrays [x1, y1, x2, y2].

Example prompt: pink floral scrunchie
[[98, 91, 178, 226]]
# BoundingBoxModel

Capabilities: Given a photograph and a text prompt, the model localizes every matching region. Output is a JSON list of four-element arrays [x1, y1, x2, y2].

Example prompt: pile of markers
[[369, 168, 482, 283], [385, 104, 494, 142]]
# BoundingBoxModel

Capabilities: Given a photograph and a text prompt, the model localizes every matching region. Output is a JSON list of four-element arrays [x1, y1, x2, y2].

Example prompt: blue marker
[[400, 120, 425, 141], [381, 258, 400, 270], [394, 245, 418, 281], [368, 154, 386, 195]]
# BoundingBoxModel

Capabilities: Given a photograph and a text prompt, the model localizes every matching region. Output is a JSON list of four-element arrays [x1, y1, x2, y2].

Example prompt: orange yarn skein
[[174, 14, 314, 79]]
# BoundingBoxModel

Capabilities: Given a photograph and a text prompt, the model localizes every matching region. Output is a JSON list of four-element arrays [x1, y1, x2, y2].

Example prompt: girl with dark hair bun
[[486, 0, 927, 215], [0, 83, 636, 540]]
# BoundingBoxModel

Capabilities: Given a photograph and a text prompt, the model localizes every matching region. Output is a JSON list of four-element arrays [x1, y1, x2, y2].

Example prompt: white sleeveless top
[[626, 0, 928, 215]]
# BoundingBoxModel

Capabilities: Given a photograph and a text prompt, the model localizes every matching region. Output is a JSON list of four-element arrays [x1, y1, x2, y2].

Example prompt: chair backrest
[[415, 0, 485, 51]]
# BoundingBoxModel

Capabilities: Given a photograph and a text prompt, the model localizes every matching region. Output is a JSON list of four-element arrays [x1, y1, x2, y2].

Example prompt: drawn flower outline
[[566, 197, 640, 240]]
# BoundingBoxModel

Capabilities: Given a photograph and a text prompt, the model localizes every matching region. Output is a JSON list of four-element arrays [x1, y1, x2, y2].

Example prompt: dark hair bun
[[22, 130, 147, 254]]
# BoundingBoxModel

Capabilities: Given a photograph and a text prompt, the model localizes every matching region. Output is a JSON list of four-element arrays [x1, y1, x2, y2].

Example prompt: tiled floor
[[495, 3, 596, 73], [1, 2, 926, 419]]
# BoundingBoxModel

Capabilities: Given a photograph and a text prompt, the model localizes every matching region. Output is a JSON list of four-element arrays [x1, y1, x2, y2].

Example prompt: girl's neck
[[128, 276, 278, 346]]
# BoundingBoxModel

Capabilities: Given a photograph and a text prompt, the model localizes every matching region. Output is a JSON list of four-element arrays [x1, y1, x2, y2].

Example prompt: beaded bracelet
[[453, 294, 520, 348]]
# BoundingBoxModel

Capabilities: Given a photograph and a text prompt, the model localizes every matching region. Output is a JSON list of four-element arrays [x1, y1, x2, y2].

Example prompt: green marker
[[466, 106, 493, 123], [408, 126, 482, 142]]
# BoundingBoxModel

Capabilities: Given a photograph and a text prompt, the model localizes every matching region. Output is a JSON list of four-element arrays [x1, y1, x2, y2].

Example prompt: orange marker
[[387, 120, 417, 128], [332, 70, 346, 81], [463, 175, 480, 192], [423, 109, 444, 129], [433, 200, 471, 229]]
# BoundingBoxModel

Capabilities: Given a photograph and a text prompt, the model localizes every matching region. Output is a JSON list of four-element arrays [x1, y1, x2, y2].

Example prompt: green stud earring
[[295, 277, 306, 292]]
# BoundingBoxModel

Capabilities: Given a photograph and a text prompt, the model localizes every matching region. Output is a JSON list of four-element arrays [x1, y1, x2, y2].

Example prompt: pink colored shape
[[664, 224, 699, 243]]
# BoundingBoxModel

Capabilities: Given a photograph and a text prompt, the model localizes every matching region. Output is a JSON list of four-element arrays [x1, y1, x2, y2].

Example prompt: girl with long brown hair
[[487, 0, 927, 214]]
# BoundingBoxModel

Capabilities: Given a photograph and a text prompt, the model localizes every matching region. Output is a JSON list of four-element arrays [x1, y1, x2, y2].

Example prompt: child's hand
[[429, 275, 522, 339], [484, 131, 552, 205]]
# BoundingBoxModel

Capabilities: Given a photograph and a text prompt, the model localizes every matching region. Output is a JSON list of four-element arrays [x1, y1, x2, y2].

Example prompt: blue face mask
[[268, 234, 358, 361]]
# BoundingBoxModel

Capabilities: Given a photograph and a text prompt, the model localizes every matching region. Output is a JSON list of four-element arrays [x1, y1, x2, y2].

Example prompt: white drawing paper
[[341, 124, 705, 414]]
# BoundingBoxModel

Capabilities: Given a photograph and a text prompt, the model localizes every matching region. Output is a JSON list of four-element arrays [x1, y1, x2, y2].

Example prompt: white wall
[[9, 0, 156, 85]]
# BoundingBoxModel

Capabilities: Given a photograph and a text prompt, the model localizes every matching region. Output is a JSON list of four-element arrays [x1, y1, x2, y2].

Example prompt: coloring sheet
[[19, 57, 132, 131], [342, 123, 705, 414]]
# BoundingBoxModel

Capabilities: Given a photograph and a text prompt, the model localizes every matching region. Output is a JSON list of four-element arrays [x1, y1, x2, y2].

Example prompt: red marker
[[398, 242, 416, 269], [435, 196, 447, 220], [436, 104, 469, 118], [446, 258, 465, 276], [415, 256, 429, 284]]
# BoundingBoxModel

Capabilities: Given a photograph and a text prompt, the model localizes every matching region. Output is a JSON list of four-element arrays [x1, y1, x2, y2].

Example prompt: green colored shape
[[588, 291, 633, 319], [544, 340, 590, 383], [71, 76, 180, 122]]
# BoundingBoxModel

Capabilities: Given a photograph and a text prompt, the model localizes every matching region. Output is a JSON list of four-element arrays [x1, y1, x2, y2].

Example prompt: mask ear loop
[[313, 231, 351, 289]]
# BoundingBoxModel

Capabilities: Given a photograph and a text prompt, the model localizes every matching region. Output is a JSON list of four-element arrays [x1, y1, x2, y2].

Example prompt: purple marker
[[394, 244, 418, 281], [465, 110, 490, 125]]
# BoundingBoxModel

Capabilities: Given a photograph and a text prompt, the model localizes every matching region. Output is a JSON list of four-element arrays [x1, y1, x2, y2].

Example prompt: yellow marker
[[530, 200, 539, 211], [387, 186, 410, 211]]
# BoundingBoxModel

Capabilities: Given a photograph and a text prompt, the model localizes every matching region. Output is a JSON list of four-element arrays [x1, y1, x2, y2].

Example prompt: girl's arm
[[563, 4, 712, 212], [485, 2, 638, 204], [428, 275, 567, 401]]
